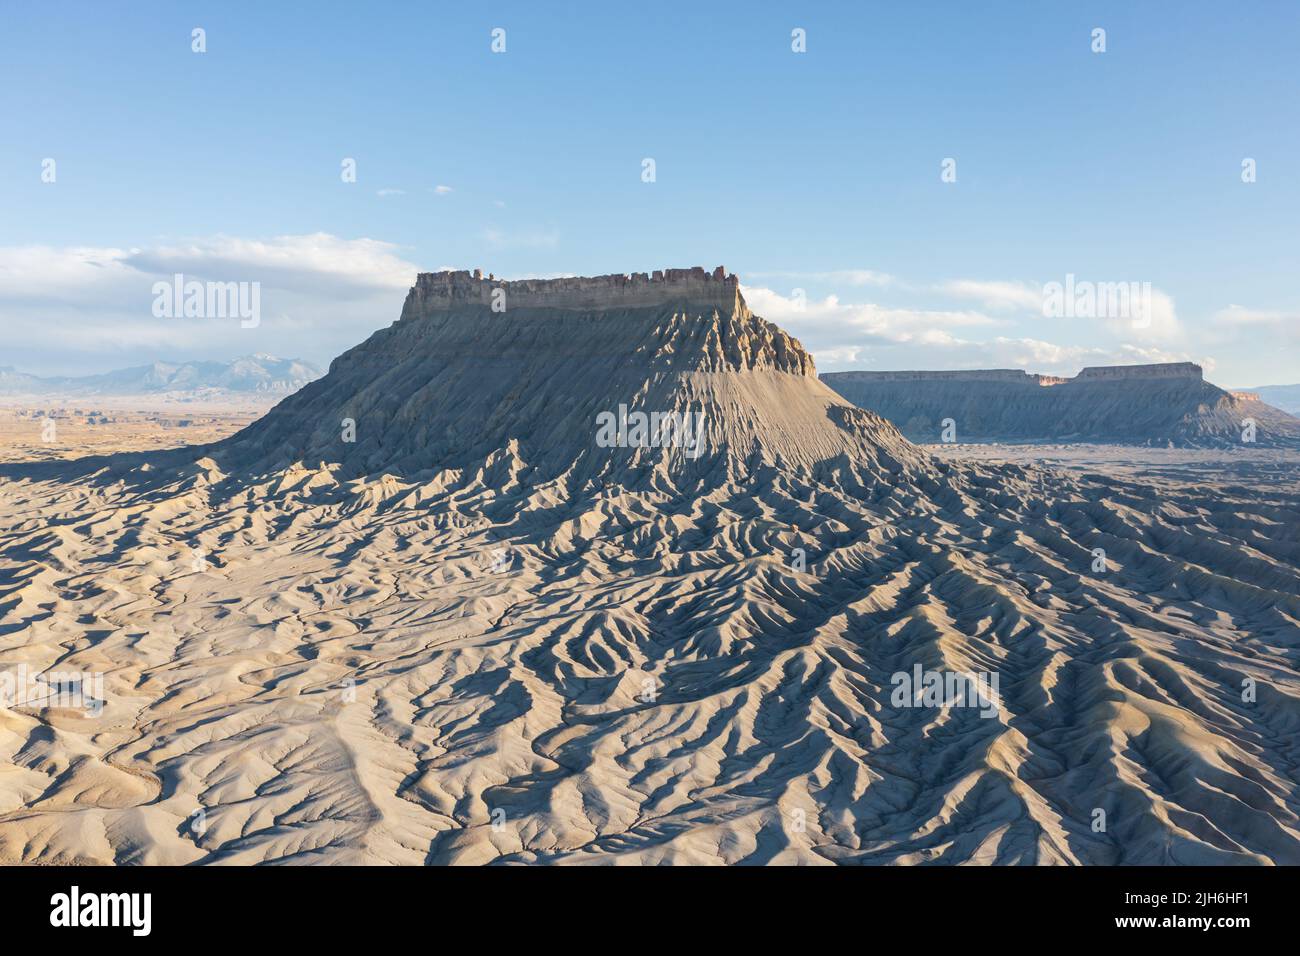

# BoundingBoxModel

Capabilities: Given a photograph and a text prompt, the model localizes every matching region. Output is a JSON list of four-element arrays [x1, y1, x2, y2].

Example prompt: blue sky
[[2, 0, 1296, 384]]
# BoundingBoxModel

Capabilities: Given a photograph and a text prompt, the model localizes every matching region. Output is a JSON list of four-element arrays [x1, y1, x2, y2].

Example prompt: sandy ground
[[1, 287, 1297, 866], [0, 400, 269, 463], [2, 424, 1298, 864]]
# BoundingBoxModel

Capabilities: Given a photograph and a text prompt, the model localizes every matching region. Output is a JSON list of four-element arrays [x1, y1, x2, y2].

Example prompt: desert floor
[[1, 415, 1297, 864], [0, 400, 269, 463]]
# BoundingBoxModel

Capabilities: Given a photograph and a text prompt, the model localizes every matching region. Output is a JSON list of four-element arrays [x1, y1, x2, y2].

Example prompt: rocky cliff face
[[401, 266, 743, 316], [388, 268, 812, 376], [822, 363, 1300, 447], [1074, 361, 1202, 381], [214, 269, 911, 482]]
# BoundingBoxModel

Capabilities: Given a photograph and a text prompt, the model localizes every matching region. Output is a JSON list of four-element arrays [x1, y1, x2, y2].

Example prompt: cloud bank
[[0, 234, 421, 374]]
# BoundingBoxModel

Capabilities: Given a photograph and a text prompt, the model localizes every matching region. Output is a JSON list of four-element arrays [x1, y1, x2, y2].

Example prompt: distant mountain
[[0, 354, 323, 398], [0, 367, 47, 393], [1248, 384, 1300, 416], [821, 363, 1300, 448]]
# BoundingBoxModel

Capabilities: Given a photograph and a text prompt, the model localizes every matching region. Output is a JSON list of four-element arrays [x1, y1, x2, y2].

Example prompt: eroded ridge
[[1, 442, 1298, 865]]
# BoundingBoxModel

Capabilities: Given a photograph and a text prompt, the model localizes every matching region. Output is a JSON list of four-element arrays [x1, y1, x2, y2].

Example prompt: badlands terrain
[[1, 269, 1298, 865]]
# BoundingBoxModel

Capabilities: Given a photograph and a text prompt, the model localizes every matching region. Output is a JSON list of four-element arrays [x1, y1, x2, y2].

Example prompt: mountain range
[[1248, 383, 1300, 416], [0, 354, 322, 398]]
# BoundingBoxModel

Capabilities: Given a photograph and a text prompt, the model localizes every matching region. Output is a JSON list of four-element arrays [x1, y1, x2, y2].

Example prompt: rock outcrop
[[822, 363, 1300, 447], [401, 266, 742, 315], [215, 269, 910, 482]]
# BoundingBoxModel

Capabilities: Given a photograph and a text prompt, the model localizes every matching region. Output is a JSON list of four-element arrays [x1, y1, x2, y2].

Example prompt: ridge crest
[[402, 266, 743, 315]]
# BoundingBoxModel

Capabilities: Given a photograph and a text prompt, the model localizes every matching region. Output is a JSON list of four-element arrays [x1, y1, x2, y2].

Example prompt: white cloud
[[1107, 287, 1180, 341], [0, 234, 423, 373], [741, 285, 1003, 344], [747, 269, 897, 288], [433, 185, 454, 195], [973, 338, 1192, 372], [0, 244, 137, 304], [741, 283, 1199, 377], [811, 345, 862, 365], [943, 275, 1182, 342], [120, 233, 418, 295], [940, 279, 1042, 312]]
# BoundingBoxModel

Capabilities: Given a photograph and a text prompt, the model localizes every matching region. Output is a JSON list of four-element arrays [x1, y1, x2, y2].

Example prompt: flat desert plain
[[0, 401, 265, 464]]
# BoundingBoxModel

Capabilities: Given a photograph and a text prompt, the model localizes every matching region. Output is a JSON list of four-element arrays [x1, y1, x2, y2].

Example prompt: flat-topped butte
[[823, 362, 1204, 386], [401, 266, 743, 317]]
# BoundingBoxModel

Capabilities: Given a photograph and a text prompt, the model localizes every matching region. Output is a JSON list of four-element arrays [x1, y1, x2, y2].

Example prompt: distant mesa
[[835, 362, 1203, 385], [822, 362, 1300, 447], [1074, 361, 1203, 381]]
